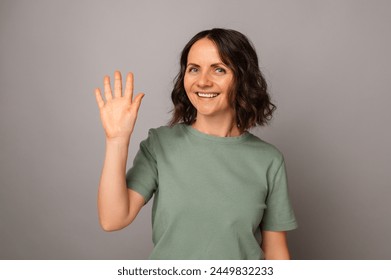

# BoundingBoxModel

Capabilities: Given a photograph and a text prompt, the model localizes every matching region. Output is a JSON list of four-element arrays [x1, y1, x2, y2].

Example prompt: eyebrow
[[186, 62, 228, 68]]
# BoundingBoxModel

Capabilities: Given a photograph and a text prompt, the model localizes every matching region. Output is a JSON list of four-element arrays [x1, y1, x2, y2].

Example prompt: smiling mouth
[[196, 92, 220, 98]]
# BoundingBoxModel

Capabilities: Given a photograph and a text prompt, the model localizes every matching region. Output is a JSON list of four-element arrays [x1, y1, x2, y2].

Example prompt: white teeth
[[197, 92, 218, 98]]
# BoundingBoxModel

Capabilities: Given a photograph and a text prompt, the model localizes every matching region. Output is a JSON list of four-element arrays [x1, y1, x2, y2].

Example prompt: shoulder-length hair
[[169, 28, 276, 131]]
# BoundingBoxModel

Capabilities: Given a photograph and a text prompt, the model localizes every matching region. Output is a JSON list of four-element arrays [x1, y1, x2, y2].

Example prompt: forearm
[[98, 138, 130, 231], [263, 246, 290, 260], [261, 231, 291, 260]]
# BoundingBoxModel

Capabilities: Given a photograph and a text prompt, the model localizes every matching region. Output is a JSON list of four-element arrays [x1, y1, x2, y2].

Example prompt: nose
[[196, 71, 213, 88]]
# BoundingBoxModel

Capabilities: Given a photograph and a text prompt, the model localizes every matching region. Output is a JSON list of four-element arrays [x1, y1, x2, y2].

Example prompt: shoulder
[[145, 124, 186, 148], [245, 132, 284, 163], [148, 124, 185, 138]]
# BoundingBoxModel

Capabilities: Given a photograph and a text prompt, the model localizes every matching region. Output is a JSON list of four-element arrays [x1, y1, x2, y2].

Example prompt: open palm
[[95, 71, 144, 142]]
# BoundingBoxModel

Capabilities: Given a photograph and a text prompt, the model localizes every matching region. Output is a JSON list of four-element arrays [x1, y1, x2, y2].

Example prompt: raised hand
[[95, 71, 144, 144]]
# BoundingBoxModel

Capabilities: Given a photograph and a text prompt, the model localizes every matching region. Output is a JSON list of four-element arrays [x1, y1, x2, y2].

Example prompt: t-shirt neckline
[[182, 124, 250, 143]]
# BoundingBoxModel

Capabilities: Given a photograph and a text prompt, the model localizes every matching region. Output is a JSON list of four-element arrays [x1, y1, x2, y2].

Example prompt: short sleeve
[[126, 129, 158, 203], [261, 159, 298, 231]]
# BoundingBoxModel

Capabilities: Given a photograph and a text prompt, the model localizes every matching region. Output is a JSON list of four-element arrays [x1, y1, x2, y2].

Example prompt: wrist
[[105, 136, 130, 147]]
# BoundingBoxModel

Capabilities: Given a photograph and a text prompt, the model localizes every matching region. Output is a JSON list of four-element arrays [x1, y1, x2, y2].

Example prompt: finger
[[104, 76, 113, 101], [124, 72, 134, 100], [114, 70, 122, 98], [132, 93, 145, 111], [94, 88, 105, 109]]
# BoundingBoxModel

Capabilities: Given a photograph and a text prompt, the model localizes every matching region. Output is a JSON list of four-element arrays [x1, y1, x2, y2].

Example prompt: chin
[[194, 107, 217, 116]]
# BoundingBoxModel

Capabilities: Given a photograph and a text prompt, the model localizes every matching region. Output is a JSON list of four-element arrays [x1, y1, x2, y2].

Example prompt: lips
[[196, 92, 219, 98]]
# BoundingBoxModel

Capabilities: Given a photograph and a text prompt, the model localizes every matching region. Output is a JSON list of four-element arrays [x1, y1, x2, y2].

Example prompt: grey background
[[0, 0, 390, 259]]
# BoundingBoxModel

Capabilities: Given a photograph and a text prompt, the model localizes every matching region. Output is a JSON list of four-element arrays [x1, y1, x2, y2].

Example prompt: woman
[[95, 28, 297, 260]]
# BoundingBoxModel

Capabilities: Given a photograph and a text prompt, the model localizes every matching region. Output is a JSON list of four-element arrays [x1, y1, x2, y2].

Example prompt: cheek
[[183, 75, 192, 93], [225, 77, 234, 91], [224, 79, 236, 105], [183, 77, 194, 101]]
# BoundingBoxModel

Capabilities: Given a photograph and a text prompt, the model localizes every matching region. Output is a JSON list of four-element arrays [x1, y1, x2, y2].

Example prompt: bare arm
[[261, 231, 291, 260], [95, 71, 145, 231], [97, 139, 145, 231]]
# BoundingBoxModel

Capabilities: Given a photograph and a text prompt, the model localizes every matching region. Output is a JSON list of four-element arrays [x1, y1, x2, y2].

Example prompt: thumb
[[132, 93, 145, 112], [133, 93, 145, 104]]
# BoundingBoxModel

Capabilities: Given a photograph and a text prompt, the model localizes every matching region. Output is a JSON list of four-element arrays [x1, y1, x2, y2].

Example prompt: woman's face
[[184, 38, 235, 120]]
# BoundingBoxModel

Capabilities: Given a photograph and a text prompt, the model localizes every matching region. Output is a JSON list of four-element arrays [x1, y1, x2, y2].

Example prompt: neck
[[192, 114, 241, 137]]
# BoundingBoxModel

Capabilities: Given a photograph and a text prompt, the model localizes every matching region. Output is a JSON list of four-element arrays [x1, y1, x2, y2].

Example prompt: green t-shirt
[[126, 124, 297, 259]]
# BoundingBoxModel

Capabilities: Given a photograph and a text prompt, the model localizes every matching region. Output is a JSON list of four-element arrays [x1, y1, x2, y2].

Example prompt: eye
[[187, 67, 199, 73], [215, 67, 226, 74]]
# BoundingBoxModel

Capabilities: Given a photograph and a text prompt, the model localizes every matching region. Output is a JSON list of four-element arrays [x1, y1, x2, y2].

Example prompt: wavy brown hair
[[169, 28, 276, 131]]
